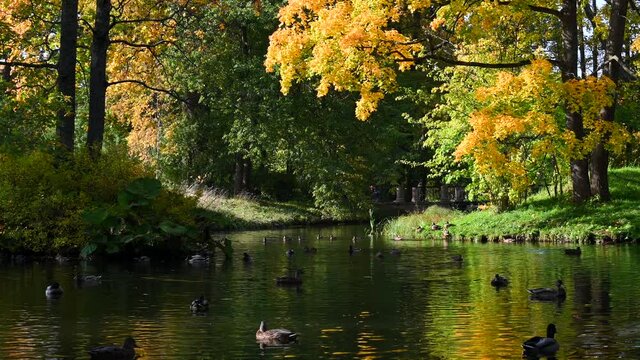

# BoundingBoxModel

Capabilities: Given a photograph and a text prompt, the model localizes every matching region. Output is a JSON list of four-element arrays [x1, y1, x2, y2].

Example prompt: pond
[[1, 225, 640, 359]]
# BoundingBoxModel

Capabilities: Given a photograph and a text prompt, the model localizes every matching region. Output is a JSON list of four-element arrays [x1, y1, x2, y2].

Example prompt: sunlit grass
[[181, 184, 326, 229], [384, 167, 640, 243]]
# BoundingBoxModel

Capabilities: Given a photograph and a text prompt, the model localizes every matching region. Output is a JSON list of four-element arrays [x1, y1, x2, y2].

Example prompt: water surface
[[2, 225, 640, 359]]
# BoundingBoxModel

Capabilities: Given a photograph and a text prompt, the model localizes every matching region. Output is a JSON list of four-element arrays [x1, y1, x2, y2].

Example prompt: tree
[[265, 0, 635, 204], [57, 0, 79, 152]]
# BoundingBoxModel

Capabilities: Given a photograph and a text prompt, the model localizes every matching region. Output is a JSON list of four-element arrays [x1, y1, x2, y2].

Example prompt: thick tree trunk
[[87, 0, 111, 154], [590, 0, 628, 201], [56, 0, 78, 152], [561, 0, 591, 203]]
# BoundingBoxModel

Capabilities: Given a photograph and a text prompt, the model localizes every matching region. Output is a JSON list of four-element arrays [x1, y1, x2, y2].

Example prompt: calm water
[[2, 225, 640, 359]]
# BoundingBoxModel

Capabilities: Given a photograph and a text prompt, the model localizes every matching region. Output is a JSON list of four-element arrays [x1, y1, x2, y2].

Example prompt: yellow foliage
[[266, 0, 428, 120]]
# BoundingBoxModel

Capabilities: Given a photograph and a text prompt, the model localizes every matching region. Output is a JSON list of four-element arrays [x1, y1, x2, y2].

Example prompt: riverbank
[[383, 167, 640, 244], [192, 188, 366, 230]]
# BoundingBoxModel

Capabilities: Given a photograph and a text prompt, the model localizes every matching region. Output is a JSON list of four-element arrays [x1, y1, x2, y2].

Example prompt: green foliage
[[81, 177, 199, 257], [0, 146, 199, 255]]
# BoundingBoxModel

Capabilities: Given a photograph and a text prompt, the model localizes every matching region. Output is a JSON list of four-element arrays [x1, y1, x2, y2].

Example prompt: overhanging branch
[[108, 79, 187, 103]]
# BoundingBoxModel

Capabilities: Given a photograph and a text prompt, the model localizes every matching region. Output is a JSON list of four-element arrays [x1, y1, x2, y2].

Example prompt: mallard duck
[[285, 249, 295, 257], [443, 229, 452, 240], [348, 245, 361, 255], [89, 337, 137, 360], [390, 249, 401, 256], [451, 254, 463, 262], [45, 282, 63, 297], [490, 274, 509, 287], [303, 246, 317, 254], [133, 256, 150, 263], [276, 269, 303, 285], [528, 280, 566, 301], [190, 295, 209, 312], [522, 323, 559, 358], [564, 247, 581, 255], [187, 254, 209, 265], [256, 321, 298, 344], [375, 251, 384, 259], [444, 221, 454, 229], [393, 235, 403, 241], [243, 252, 253, 263], [75, 275, 102, 286], [431, 222, 442, 231]]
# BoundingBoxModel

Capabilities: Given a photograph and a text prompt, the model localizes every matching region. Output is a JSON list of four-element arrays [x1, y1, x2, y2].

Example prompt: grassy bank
[[383, 167, 640, 243], [189, 186, 365, 230]]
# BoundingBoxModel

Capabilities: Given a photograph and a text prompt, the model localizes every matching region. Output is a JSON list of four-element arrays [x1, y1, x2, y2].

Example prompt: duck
[[133, 255, 150, 263], [442, 229, 452, 240], [451, 254, 463, 262], [89, 337, 137, 360], [444, 221, 454, 229], [431, 222, 442, 231], [303, 246, 317, 254], [256, 321, 298, 344], [490, 274, 509, 287], [276, 269, 303, 285], [243, 252, 253, 263], [415, 225, 424, 233], [393, 235, 403, 241], [75, 275, 102, 286], [527, 280, 566, 301], [390, 249, 401, 256], [285, 249, 295, 257], [190, 295, 209, 312], [187, 254, 209, 265], [45, 282, 63, 297], [375, 251, 384, 259], [564, 247, 581, 256], [522, 323, 559, 358], [348, 245, 361, 255]]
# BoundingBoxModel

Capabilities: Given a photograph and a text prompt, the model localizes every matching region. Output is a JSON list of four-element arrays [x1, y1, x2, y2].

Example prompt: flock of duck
[[42, 229, 583, 359]]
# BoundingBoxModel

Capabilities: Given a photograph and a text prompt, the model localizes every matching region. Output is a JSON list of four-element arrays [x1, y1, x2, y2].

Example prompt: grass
[[383, 167, 640, 243], [183, 185, 360, 230]]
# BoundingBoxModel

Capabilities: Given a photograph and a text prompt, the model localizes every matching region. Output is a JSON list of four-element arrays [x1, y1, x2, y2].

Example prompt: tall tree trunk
[[591, 0, 598, 75], [579, 24, 586, 78], [233, 153, 244, 195], [561, 0, 591, 203], [590, 0, 628, 201], [87, 0, 111, 154], [56, 0, 78, 152]]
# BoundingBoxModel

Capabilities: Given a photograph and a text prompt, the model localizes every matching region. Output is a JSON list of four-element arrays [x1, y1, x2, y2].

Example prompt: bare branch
[[107, 79, 187, 103], [0, 60, 57, 70]]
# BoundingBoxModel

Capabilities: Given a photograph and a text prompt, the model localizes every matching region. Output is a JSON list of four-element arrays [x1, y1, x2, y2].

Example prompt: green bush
[[0, 147, 200, 255]]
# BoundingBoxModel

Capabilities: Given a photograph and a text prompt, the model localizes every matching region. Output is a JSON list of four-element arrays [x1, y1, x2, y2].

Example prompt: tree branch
[[107, 79, 187, 103], [110, 39, 175, 48], [0, 60, 57, 70], [497, 1, 562, 18]]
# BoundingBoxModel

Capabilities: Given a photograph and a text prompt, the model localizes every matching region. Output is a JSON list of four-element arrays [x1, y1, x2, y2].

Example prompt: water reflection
[[1, 226, 640, 358]]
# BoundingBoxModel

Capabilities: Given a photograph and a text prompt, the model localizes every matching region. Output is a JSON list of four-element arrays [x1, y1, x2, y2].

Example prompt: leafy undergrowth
[[384, 167, 640, 243]]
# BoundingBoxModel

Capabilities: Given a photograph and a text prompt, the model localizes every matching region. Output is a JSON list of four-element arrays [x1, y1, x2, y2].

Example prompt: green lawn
[[383, 167, 640, 243]]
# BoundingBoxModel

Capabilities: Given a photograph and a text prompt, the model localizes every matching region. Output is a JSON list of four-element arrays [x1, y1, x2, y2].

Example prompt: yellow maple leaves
[[455, 59, 630, 195], [265, 0, 428, 120]]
